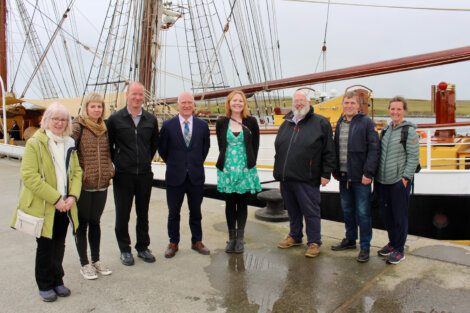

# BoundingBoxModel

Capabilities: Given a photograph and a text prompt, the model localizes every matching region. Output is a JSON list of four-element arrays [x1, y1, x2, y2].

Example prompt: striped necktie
[[183, 121, 191, 147]]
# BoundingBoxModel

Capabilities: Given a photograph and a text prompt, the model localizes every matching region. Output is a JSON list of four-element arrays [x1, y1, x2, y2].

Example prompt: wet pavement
[[1, 157, 469, 313]]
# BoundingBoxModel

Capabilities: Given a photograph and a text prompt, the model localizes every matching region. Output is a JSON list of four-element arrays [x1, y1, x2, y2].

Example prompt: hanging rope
[[285, 0, 470, 12], [314, 0, 330, 73]]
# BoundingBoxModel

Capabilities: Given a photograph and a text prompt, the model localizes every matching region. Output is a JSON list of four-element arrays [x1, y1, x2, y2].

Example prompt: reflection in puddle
[[205, 223, 385, 313], [206, 252, 287, 313]]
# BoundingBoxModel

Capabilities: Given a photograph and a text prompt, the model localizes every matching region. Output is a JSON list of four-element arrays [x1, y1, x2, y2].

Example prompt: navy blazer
[[158, 115, 210, 186]]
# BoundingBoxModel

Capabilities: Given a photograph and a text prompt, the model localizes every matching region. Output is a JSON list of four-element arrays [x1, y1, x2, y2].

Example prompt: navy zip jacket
[[107, 107, 159, 175], [273, 107, 336, 186], [333, 113, 379, 182]]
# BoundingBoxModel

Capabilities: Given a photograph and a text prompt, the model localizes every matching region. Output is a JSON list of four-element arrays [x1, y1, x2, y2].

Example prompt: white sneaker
[[80, 264, 98, 280], [92, 261, 112, 276]]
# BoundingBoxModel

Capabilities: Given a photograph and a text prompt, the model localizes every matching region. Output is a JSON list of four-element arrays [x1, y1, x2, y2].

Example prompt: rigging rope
[[20, 0, 76, 98], [314, 0, 330, 74], [23, 0, 95, 59], [174, 16, 187, 91], [284, 0, 470, 12], [219, 1, 243, 87]]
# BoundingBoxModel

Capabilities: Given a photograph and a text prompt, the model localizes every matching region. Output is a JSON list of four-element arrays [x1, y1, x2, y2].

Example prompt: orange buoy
[[416, 130, 427, 139]]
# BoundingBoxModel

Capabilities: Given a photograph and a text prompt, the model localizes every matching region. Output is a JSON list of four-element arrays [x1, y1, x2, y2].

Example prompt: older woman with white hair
[[11, 102, 82, 302], [72, 93, 114, 280]]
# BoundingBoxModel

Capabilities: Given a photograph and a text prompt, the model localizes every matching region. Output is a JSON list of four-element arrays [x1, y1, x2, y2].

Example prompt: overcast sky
[[9, 0, 470, 100], [274, 0, 470, 99]]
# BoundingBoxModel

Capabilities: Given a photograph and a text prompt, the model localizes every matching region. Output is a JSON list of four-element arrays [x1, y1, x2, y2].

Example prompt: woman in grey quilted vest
[[71, 93, 114, 280], [376, 96, 419, 265]]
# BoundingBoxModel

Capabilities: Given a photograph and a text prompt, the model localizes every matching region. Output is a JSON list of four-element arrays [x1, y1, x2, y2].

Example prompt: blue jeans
[[280, 181, 322, 245], [339, 181, 372, 250]]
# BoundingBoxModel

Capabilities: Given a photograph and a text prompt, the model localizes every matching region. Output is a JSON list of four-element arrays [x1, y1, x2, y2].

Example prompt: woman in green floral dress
[[216, 90, 261, 253]]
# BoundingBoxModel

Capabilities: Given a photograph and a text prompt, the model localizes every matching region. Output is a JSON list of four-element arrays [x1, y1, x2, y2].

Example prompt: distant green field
[[371, 98, 470, 117], [197, 98, 470, 116]]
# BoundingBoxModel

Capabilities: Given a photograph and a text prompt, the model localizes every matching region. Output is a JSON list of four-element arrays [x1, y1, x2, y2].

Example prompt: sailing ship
[[1, 0, 470, 241]]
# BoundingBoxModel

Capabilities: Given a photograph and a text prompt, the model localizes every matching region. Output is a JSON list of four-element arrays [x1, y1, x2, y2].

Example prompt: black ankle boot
[[234, 229, 244, 253], [225, 229, 236, 253]]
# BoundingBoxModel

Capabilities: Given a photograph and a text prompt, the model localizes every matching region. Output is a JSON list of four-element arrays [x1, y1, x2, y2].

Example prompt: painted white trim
[[4, 128, 470, 196], [0, 143, 24, 159]]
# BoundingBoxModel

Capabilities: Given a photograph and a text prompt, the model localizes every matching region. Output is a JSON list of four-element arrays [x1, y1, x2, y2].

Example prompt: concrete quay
[[0, 157, 469, 313]]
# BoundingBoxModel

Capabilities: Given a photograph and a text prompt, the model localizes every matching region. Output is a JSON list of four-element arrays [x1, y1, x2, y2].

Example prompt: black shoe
[[120, 252, 135, 266], [53, 285, 71, 297], [331, 238, 356, 251], [377, 243, 394, 257], [39, 290, 57, 302], [386, 251, 405, 264], [356, 249, 370, 263], [137, 249, 156, 263]]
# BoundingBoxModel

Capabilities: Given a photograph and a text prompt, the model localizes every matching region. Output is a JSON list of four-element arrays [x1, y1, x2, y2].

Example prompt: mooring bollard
[[255, 189, 289, 222]]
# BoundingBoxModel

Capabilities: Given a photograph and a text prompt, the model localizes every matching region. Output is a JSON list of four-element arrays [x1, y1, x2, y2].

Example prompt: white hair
[[40, 102, 73, 136]]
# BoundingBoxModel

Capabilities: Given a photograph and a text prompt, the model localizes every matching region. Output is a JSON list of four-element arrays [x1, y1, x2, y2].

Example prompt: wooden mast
[[139, 0, 162, 93], [0, 0, 7, 92]]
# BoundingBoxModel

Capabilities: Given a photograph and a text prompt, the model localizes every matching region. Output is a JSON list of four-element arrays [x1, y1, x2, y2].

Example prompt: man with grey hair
[[158, 91, 211, 258], [273, 89, 335, 258], [107, 81, 159, 266]]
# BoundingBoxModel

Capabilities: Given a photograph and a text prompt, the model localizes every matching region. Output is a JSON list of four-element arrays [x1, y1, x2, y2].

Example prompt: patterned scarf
[[80, 116, 107, 137]]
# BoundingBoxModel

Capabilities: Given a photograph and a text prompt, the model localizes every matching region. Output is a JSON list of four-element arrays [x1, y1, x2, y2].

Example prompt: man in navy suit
[[158, 91, 211, 258]]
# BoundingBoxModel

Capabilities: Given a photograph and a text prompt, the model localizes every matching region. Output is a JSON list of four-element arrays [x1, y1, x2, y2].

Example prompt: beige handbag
[[14, 138, 46, 238], [14, 210, 44, 238]]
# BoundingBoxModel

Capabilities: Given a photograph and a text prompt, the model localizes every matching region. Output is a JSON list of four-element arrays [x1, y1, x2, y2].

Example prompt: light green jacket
[[10, 129, 82, 238], [376, 121, 420, 184]]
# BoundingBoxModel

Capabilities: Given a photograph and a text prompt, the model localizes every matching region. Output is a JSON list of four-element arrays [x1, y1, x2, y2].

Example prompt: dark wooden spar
[[161, 45, 470, 104]]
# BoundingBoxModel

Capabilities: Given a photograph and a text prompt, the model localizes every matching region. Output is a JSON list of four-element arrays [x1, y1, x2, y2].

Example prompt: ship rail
[[418, 124, 470, 170]]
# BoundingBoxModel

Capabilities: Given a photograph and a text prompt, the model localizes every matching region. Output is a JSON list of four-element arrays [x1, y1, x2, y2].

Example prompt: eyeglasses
[[51, 117, 68, 123]]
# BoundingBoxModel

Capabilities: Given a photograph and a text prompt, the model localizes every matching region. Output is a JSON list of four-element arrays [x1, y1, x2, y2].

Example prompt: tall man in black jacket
[[274, 89, 336, 258], [107, 81, 159, 266], [331, 90, 379, 263]]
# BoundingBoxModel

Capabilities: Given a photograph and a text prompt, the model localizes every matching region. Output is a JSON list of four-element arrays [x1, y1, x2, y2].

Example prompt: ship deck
[[1, 157, 469, 313]]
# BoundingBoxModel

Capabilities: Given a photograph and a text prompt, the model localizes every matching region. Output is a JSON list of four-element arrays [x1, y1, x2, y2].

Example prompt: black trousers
[[35, 211, 69, 291], [376, 181, 411, 253], [75, 189, 108, 266], [224, 193, 249, 230], [113, 172, 153, 253], [166, 175, 203, 245]]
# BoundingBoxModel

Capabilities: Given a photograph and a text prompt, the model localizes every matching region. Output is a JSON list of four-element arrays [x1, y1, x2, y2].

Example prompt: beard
[[292, 105, 310, 118]]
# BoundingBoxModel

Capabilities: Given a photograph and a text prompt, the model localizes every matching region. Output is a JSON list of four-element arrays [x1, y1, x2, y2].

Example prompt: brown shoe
[[191, 241, 210, 255], [305, 243, 320, 258], [164, 243, 178, 258], [277, 235, 302, 249]]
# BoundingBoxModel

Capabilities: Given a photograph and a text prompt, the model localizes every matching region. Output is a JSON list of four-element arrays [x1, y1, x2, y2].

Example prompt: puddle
[[205, 222, 385, 312]]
